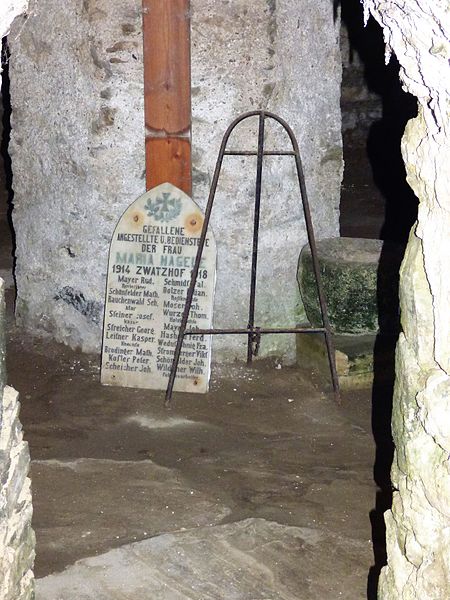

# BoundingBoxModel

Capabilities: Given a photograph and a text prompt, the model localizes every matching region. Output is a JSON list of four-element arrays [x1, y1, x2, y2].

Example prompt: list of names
[[101, 183, 216, 393]]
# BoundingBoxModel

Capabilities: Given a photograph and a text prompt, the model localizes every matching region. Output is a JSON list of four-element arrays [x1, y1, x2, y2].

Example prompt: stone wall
[[361, 1, 450, 598], [8, 0, 343, 361]]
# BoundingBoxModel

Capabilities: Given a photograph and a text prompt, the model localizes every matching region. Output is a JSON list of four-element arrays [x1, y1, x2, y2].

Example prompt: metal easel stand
[[165, 110, 340, 407]]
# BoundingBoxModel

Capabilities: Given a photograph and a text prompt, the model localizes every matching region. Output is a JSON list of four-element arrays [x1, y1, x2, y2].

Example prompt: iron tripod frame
[[164, 110, 340, 407]]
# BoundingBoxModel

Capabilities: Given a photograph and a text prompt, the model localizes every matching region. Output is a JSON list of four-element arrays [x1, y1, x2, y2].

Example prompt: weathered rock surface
[[298, 237, 402, 334], [8, 0, 342, 361], [0, 386, 35, 600], [36, 518, 370, 600], [361, 1, 450, 598], [1, 284, 34, 600], [0, 279, 35, 600]]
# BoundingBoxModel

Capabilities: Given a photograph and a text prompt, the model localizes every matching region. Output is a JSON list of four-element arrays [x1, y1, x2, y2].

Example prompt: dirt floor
[[4, 287, 384, 598], [0, 82, 403, 598]]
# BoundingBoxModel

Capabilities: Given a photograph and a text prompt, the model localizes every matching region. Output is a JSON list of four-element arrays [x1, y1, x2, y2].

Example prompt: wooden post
[[142, 0, 192, 196]]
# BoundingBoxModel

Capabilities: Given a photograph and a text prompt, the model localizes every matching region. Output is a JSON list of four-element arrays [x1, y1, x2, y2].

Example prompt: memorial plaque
[[101, 182, 216, 393]]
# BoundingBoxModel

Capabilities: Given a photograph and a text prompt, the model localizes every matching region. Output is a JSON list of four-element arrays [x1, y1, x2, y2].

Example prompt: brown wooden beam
[[142, 0, 192, 196]]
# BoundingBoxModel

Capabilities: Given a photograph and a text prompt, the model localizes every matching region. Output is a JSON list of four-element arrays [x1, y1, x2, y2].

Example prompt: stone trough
[[297, 237, 403, 387]]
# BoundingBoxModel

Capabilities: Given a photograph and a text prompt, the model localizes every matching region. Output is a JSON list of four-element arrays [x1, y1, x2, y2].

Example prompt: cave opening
[[0, 2, 428, 598], [340, 0, 418, 243]]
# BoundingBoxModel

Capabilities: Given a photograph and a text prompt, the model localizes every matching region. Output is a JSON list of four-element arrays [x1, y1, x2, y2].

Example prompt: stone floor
[[0, 113, 397, 598], [36, 518, 374, 600]]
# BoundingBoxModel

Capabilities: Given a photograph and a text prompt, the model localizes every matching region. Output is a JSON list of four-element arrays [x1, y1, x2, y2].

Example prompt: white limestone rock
[[362, 1, 450, 598], [0, 387, 35, 600]]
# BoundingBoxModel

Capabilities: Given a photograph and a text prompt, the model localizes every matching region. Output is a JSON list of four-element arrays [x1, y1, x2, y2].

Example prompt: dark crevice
[[339, 2, 417, 598], [340, 0, 418, 244], [1, 36, 17, 291]]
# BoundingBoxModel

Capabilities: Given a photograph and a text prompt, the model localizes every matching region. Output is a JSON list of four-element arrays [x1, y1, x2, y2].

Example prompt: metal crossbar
[[165, 110, 340, 406]]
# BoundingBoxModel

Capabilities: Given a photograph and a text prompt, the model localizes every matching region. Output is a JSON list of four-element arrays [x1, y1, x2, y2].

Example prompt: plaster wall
[[361, 1, 450, 598], [8, 0, 342, 360]]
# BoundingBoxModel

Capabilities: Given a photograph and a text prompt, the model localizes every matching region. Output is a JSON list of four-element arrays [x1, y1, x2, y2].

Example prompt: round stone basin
[[297, 237, 403, 334]]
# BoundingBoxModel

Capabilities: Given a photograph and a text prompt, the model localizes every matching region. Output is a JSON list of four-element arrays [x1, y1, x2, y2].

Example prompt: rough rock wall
[[8, 0, 342, 360], [1, 7, 35, 600], [0, 280, 34, 600], [0, 384, 35, 600], [361, 2, 450, 598]]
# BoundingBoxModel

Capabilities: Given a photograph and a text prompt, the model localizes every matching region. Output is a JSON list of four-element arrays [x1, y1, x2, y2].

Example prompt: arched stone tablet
[[101, 183, 216, 393]]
